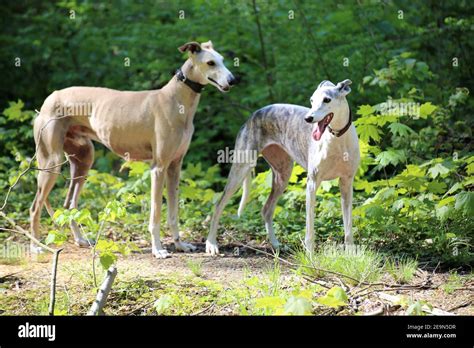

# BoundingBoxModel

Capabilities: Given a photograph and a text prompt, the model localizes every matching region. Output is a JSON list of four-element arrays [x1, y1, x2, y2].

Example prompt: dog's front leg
[[166, 157, 196, 253], [149, 165, 170, 259], [339, 175, 355, 246], [305, 173, 320, 254]]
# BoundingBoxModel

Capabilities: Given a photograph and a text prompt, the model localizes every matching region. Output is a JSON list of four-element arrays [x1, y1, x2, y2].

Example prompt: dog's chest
[[308, 132, 359, 180]]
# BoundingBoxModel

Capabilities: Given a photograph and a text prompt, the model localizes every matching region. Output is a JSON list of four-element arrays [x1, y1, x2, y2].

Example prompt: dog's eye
[[207, 61, 216, 66], [323, 97, 331, 103]]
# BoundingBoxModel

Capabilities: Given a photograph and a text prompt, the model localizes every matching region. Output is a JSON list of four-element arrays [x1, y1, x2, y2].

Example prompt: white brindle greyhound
[[30, 40, 235, 258], [206, 79, 360, 255]]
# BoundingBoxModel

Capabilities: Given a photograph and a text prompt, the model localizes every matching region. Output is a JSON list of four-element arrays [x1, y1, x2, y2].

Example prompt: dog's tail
[[237, 171, 252, 217]]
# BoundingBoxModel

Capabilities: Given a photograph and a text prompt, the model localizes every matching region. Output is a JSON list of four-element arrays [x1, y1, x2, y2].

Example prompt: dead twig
[[191, 303, 215, 316], [0, 211, 56, 253], [48, 248, 63, 315], [377, 292, 455, 316], [448, 300, 472, 312]]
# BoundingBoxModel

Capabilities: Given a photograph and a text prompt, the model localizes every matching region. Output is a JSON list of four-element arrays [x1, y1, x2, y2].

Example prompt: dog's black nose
[[305, 116, 314, 123], [228, 75, 238, 86]]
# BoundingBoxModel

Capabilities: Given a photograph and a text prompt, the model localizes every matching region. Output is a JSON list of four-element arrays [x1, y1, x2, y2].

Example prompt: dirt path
[[0, 239, 472, 316]]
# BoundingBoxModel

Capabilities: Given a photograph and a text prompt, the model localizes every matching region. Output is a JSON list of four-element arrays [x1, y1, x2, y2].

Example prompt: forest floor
[[0, 237, 473, 316]]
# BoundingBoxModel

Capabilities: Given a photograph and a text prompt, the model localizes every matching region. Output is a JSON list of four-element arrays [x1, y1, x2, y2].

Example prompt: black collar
[[328, 107, 352, 137], [175, 68, 205, 93]]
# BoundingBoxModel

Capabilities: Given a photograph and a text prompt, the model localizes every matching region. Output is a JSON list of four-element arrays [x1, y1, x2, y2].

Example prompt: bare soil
[[0, 238, 472, 316]]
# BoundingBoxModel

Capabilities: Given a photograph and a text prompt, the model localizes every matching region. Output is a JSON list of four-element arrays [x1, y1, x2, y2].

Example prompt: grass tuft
[[186, 258, 203, 277], [293, 243, 384, 284], [386, 257, 418, 284]]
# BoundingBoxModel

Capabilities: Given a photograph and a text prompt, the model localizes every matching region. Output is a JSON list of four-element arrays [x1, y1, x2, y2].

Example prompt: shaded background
[[0, 0, 472, 265]]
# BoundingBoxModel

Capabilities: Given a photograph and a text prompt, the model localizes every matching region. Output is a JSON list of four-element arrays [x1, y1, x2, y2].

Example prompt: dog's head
[[304, 79, 352, 141], [178, 40, 236, 92]]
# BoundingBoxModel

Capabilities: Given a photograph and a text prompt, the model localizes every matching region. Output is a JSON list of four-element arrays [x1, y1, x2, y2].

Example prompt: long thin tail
[[237, 172, 252, 217]]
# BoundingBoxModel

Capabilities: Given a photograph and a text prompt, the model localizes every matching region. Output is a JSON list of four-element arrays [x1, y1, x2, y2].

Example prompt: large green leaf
[[284, 296, 313, 315], [316, 286, 348, 308], [454, 191, 474, 216]]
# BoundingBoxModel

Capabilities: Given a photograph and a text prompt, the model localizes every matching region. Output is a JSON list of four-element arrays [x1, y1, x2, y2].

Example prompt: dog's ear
[[201, 40, 214, 50], [336, 79, 352, 96], [318, 80, 335, 89], [178, 42, 202, 54]]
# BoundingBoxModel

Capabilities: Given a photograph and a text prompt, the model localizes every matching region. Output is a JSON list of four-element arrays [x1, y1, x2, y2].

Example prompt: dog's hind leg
[[206, 161, 254, 256], [261, 144, 293, 250], [29, 119, 66, 253], [63, 137, 95, 247], [339, 175, 355, 246]]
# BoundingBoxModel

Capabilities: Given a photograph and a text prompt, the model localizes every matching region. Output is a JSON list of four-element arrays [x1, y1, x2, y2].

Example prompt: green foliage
[[0, 1, 472, 270], [316, 286, 349, 309], [186, 259, 203, 277], [294, 243, 384, 284]]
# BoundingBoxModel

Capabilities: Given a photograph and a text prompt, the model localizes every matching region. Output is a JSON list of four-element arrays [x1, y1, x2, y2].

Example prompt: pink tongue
[[312, 121, 325, 141]]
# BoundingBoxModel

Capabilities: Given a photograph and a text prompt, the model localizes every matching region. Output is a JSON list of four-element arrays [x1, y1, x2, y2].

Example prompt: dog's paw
[[152, 249, 171, 259], [175, 241, 197, 253], [205, 239, 219, 256], [269, 238, 281, 251]]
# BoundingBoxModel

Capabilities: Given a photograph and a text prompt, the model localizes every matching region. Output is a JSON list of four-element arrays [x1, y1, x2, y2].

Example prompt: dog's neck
[[328, 103, 351, 133], [163, 60, 203, 120]]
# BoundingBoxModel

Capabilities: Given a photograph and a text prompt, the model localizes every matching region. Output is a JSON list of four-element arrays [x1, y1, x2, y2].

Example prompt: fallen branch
[[87, 266, 117, 316], [126, 299, 156, 316], [222, 232, 370, 286], [377, 292, 455, 316], [191, 303, 215, 316], [0, 211, 56, 253], [48, 248, 63, 315], [448, 300, 472, 312]]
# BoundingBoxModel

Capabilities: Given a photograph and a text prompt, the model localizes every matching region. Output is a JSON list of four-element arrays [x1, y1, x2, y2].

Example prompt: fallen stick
[[0, 211, 56, 253], [48, 248, 63, 315], [87, 266, 117, 316], [377, 292, 454, 316]]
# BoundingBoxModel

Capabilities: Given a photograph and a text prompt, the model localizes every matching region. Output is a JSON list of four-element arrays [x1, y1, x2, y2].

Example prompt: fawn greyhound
[[30, 41, 236, 258], [206, 79, 359, 255]]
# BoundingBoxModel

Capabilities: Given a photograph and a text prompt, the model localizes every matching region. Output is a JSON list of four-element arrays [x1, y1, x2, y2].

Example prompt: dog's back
[[234, 103, 312, 169]]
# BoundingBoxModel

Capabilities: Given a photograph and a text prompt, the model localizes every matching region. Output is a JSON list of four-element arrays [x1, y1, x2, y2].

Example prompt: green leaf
[[357, 104, 375, 116], [154, 295, 173, 314], [284, 296, 313, 315], [445, 182, 463, 196], [126, 161, 149, 177], [418, 102, 437, 119], [289, 165, 305, 183], [99, 252, 116, 269], [375, 149, 406, 168], [436, 205, 452, 221], [428, 163, 450, 179], [454, 191, 474, 216], [45, 229, 68, 246], [255, 296, 285, 310], [388, 122, 415, 138], [358, 124, 382, 143], [3, 100, 25, 121], [316, 286, 348, 308], [427, 181, 447, 194]]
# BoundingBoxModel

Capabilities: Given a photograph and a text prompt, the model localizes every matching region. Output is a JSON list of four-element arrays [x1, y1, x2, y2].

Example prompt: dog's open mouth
[[312, 113, 334, 141], [208, 77, 229, 92]]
